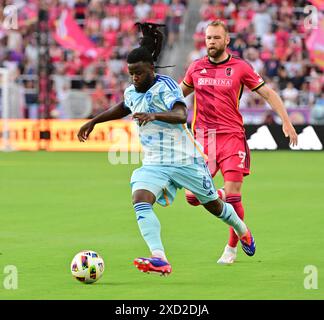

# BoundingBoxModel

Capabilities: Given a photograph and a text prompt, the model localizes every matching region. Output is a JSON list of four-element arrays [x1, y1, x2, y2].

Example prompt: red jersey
[[183, 54, 265, 134]]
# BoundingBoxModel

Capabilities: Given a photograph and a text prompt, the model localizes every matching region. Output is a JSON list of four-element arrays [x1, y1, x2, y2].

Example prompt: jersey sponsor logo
[[290, 126, 323, 150], [197, 78, 233, 86]]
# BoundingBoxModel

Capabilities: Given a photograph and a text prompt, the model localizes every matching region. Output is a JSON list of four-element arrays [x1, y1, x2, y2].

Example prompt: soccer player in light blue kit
[[77, 23, 255, 276]]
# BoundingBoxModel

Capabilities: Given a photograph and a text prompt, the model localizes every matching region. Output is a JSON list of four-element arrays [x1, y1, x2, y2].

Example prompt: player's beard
[[207, 42, 226, 60], [134, 73, 155, 93]]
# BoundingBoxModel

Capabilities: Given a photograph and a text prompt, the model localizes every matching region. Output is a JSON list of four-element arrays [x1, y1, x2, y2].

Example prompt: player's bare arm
[[256, 84, 298, 146], [77, 101, 131, 142], [180, 82, 194, 97], [133, 103, 187, 126]]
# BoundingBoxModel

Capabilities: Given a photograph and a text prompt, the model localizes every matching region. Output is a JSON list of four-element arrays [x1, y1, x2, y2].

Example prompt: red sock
[[217, 188, 226, 201], [226, 194, 245, 248]]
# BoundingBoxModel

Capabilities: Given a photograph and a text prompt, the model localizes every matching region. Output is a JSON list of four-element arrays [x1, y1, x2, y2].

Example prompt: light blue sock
[[134, 202, 165, 253], [218, 202, 247, 237]]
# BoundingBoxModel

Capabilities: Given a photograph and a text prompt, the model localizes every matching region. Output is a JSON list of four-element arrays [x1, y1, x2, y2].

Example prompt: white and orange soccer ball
[[71, 250, 105, 284]]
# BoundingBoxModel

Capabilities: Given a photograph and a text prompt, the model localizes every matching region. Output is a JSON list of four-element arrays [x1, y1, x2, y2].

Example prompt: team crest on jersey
[[225, 67, 233, 77], [145, 92, 153, 104]]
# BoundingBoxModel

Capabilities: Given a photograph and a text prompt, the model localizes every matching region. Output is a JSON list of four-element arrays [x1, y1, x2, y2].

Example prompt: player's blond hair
[[207, 20, 229, 34]]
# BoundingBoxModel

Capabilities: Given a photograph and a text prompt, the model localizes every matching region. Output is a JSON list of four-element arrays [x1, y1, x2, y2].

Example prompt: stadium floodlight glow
[[0, 67, 13, 152]]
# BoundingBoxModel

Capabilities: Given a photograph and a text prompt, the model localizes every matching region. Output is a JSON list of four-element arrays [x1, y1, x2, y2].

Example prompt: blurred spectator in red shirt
[[166, 0, 186, 48], [91, 81, 109, 116], [234, 10, 251, 34], [119, 0, 134, 19], [151, 0, 169, 24], [275, 23, 290, 60]]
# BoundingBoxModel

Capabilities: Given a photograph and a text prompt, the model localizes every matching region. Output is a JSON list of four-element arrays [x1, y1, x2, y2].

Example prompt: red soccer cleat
[[134, 257, 172, 276]]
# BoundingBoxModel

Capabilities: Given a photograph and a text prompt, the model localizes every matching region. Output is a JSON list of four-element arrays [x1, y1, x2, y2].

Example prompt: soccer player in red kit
[[180, 20, 298, 264]]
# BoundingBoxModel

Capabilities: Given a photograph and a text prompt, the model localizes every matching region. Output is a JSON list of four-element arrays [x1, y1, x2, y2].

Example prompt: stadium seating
[[0, 0, 187, 119], [0, 0, 323, 125]]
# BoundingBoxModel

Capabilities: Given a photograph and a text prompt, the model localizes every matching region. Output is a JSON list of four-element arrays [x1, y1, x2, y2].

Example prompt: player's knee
[[132, 190, 155, 205], [185, 190, 201, 206]]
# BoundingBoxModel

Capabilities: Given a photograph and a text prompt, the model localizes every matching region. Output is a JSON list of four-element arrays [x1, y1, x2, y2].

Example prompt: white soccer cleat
[[217, 245, 237, 264]]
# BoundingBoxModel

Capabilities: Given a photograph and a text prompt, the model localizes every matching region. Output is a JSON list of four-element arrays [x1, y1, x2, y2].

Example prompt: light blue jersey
[[124, 74, 205, 166]]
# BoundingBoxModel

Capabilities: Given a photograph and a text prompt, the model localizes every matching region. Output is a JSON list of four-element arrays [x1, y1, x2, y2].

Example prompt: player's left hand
[[282, 121, 298, 146], [133, 113, 156, 126]]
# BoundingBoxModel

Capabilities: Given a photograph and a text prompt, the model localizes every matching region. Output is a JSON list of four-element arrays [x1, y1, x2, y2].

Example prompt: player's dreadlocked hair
[[126, 22, 166, 66]]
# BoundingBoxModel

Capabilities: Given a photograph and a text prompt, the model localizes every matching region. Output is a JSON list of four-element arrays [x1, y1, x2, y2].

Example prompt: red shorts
[[195, 130, 250, 181]]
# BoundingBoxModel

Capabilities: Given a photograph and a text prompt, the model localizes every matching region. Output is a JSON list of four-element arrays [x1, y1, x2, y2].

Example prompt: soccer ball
[[71, 250, 105, 284]]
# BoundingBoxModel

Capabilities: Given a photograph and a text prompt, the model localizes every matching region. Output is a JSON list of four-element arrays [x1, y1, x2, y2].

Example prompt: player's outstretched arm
[[77, 101, 131, 142], [133, 103, 187, 126], [256, 85, 298, 146]]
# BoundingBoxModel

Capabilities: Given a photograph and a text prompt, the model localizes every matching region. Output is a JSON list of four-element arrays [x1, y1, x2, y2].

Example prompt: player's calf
[[204, 200, 252, 242], [185, 188, 225, 207]]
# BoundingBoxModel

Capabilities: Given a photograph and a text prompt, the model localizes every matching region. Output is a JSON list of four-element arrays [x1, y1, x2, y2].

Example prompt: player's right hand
[[77, 121, 95, 142], [283, 121, 298, 147]]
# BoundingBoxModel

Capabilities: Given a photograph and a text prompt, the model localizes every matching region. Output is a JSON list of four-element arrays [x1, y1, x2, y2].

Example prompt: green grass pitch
[[0, 151, 323, 300]]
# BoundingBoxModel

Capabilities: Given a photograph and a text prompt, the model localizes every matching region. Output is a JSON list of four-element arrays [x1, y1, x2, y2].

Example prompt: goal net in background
[[0, 67, 94, 152], [0, 67, 27, 152], [0, 67, 12, 152], [61, 90, 93, 119]]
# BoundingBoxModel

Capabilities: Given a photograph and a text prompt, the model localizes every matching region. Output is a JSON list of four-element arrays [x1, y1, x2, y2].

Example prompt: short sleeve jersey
[[183, 54, 265, 134], [124, 74, 205, 166]]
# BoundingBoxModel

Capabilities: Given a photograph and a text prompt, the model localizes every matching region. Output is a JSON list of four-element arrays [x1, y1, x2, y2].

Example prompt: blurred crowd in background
[[0, 0, 187, 119], [0, 0, 323, 124]]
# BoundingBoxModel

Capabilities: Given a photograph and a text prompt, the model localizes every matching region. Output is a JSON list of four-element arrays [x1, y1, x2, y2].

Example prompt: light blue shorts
[[130, 163, 218, 206]]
